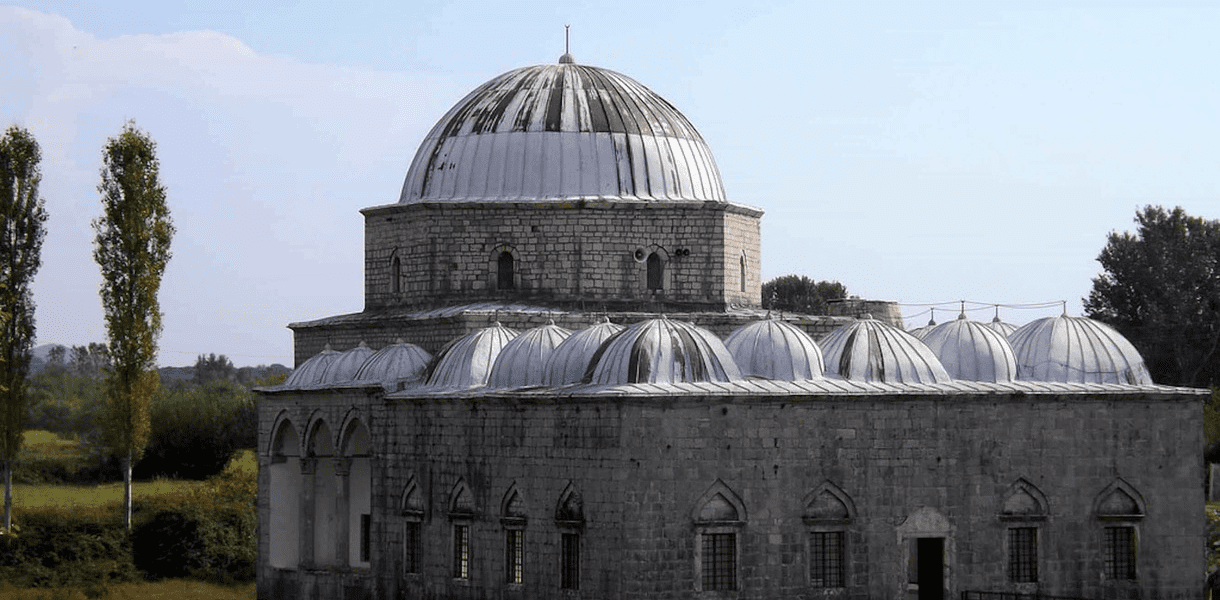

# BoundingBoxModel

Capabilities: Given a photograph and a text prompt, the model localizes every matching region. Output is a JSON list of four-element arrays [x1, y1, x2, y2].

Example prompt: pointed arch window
[[501, 485, 527, 586], [998, 479, 1048, 584], [401, 477, 425, 575], [497, 251, 515, 290], [391, 255, 402, 294], [449, 481, 475, 581], [555, 484, 584, 591], [739, 254, 747, 293], [1095, 479, 1145, 581], [803, 481, 856, 589], [692, 480, 745, 592], [647, 252, 663, 291]]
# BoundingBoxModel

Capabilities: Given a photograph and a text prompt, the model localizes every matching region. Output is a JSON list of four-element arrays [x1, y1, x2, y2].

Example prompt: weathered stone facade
[[361, 200, 763, 313], [258, 386, 1204, 599]]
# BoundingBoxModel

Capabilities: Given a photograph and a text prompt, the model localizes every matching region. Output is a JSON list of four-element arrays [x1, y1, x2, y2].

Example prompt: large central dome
[[399, 62, 727, 203]]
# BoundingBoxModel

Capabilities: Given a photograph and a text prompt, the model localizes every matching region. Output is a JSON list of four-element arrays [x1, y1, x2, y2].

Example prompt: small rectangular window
[[1104, 526, 1136, 580], [403, 521, 420, 574], [561, 533, 580, 590], [1007, 527, 1038, 583], [701, 532, 737, 591], [360, 514, 371, 563], [810, 531, 844, 587], [453, 524, 470, 579], [505, 529, 524, 585]]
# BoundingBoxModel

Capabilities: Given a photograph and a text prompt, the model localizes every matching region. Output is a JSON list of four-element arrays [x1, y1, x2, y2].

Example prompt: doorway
[[908, 537, 944, 600]]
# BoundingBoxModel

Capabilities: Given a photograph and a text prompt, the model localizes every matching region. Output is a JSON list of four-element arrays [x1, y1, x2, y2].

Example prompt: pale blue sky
[[2, 1, 1217, 367]]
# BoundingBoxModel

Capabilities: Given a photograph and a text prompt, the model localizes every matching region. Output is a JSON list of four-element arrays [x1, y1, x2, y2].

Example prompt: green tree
[[93, 121, 174, 529], [761, 275, 847, 315], [193, 353, 236, 386], [0, 126, 48, 531], [1084, 205, 1220, 387]]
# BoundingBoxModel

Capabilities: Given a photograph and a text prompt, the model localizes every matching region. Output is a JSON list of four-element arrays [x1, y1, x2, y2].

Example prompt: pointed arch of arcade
[[268, 412, 301, 569], [339, 411, 373, 568], [304, 414, 340, 567]]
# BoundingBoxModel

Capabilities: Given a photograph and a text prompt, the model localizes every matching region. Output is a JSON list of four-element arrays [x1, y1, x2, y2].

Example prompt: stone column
[[298, 457, 317, 568]]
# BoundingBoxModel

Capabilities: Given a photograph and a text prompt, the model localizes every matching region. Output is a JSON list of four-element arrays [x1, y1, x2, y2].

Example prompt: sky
[[2, 1, 1217, 368]]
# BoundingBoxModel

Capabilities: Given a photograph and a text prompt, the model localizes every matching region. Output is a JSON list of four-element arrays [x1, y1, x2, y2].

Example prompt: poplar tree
[[93, 121, 173, 530], [0, 126, 48, 532]]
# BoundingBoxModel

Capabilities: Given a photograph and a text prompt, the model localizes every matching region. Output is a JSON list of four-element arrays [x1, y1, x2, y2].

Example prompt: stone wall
[[361, 200, 763, 313], [257, 389, 1203, 599]]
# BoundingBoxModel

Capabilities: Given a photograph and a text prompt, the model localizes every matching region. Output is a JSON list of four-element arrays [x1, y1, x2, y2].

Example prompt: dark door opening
[[911, 537, 944, 600]]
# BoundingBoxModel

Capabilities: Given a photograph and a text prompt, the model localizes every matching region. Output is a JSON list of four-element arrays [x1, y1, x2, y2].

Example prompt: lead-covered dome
[[725, 318, 825, 380], [820, 317, 951, 384], [584, 317, 741, 385], [399, 63, 726, 204], [1008, 315, 1153, 384], [487, 321, 572, 389], [426, 323, 520, 388], [543, 318, 626, 386], [921, 314, 1018, 382]]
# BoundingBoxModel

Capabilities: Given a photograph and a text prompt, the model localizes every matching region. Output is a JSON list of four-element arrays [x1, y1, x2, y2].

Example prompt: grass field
[[0, 580, 254, 600]]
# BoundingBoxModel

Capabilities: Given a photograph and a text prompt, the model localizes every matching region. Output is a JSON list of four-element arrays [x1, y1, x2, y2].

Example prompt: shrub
[[0, 512, 137, 589], [131, 454, 256, 583], [134, 382, 256, 480]]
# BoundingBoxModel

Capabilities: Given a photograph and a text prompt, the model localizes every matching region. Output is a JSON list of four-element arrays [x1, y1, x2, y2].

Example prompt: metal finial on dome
[[993, 305, 1002, 323], [559, 24, 575, 64], [926, 308, 936, 327]]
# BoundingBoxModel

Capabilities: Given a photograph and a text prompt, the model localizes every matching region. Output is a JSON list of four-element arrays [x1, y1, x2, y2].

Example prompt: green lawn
[[0, 580, 254, 600]]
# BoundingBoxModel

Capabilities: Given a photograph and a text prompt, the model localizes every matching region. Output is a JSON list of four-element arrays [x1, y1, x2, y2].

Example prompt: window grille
[[1103, 526, 1135, 580], [453, 524, 469, 579], [360, 514, 371, 563], [809, 531, 844, 587], [561, 533, 580, 590], [1007, 527, 1037, 583], [403, 521, 420, 574], [505, 529, 523, 585], [701, 532, 737, 591]]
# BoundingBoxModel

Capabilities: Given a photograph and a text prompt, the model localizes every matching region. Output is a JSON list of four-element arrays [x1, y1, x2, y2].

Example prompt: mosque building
[[256, 51, 1205, 600]]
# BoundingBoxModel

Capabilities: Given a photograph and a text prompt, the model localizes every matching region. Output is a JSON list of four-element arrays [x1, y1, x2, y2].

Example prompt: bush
[[134, 382, 256, 480], [131, 456, 257, 583], [0, 512, 137, 589]]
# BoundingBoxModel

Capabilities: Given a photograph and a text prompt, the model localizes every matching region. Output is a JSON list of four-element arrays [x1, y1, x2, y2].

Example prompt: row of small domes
[[282, 312, 1152, 391]]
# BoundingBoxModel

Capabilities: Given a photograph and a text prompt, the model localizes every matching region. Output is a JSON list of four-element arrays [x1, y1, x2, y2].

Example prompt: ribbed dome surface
[[1008, 315, 1153, 384], [585, 317, 741, 385], [984, 317, 1019, 337], [283, 345, 339, 388], [354, 340, 432, 388], [725, 319, 825, 380], [921, 315, 1018, 382], [821, 318, 951, 384], [426, 323, 520, 388], [543, 318, 626, 386], [487, 321, 572, 389], [399, 63, 726, 204], [320, 342, 374, 384]]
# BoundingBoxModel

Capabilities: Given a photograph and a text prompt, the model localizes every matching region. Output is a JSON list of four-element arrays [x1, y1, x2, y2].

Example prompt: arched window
[[739, 254, 747, 293], [647, 252, 663, 291], [497, 251, 515, 290], [803, 481, 856, 589], [691, 480, 745, 592], [268, 416, 301, 569], [391, 256, 401, 294]]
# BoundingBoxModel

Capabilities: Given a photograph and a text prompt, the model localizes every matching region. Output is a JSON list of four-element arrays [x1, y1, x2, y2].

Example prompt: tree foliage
[[193, 353, 236, 386], [761, 275, 847, 315], [1, 125, 48, 530], [1084, 205, 1220, 387], [93, 121, 174, 528]]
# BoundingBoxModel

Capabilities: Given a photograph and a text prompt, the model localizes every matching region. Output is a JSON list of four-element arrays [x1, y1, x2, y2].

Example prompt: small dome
[[585, 317, 741, 385], [1008, 315, 1153, 384], [426, 323, 520, 388], [400, 63, 725, 204], [354, 340, 432, 388], [984, 316, 1019, 338], [725, 318, 824, 380], [820, 318, 951, 384], [487, 321, 573, 389], [283, 345, 339, 387], [320, 342, 375, 384], [921, 314, 1018, 382], [543, 318, 626, 386]]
